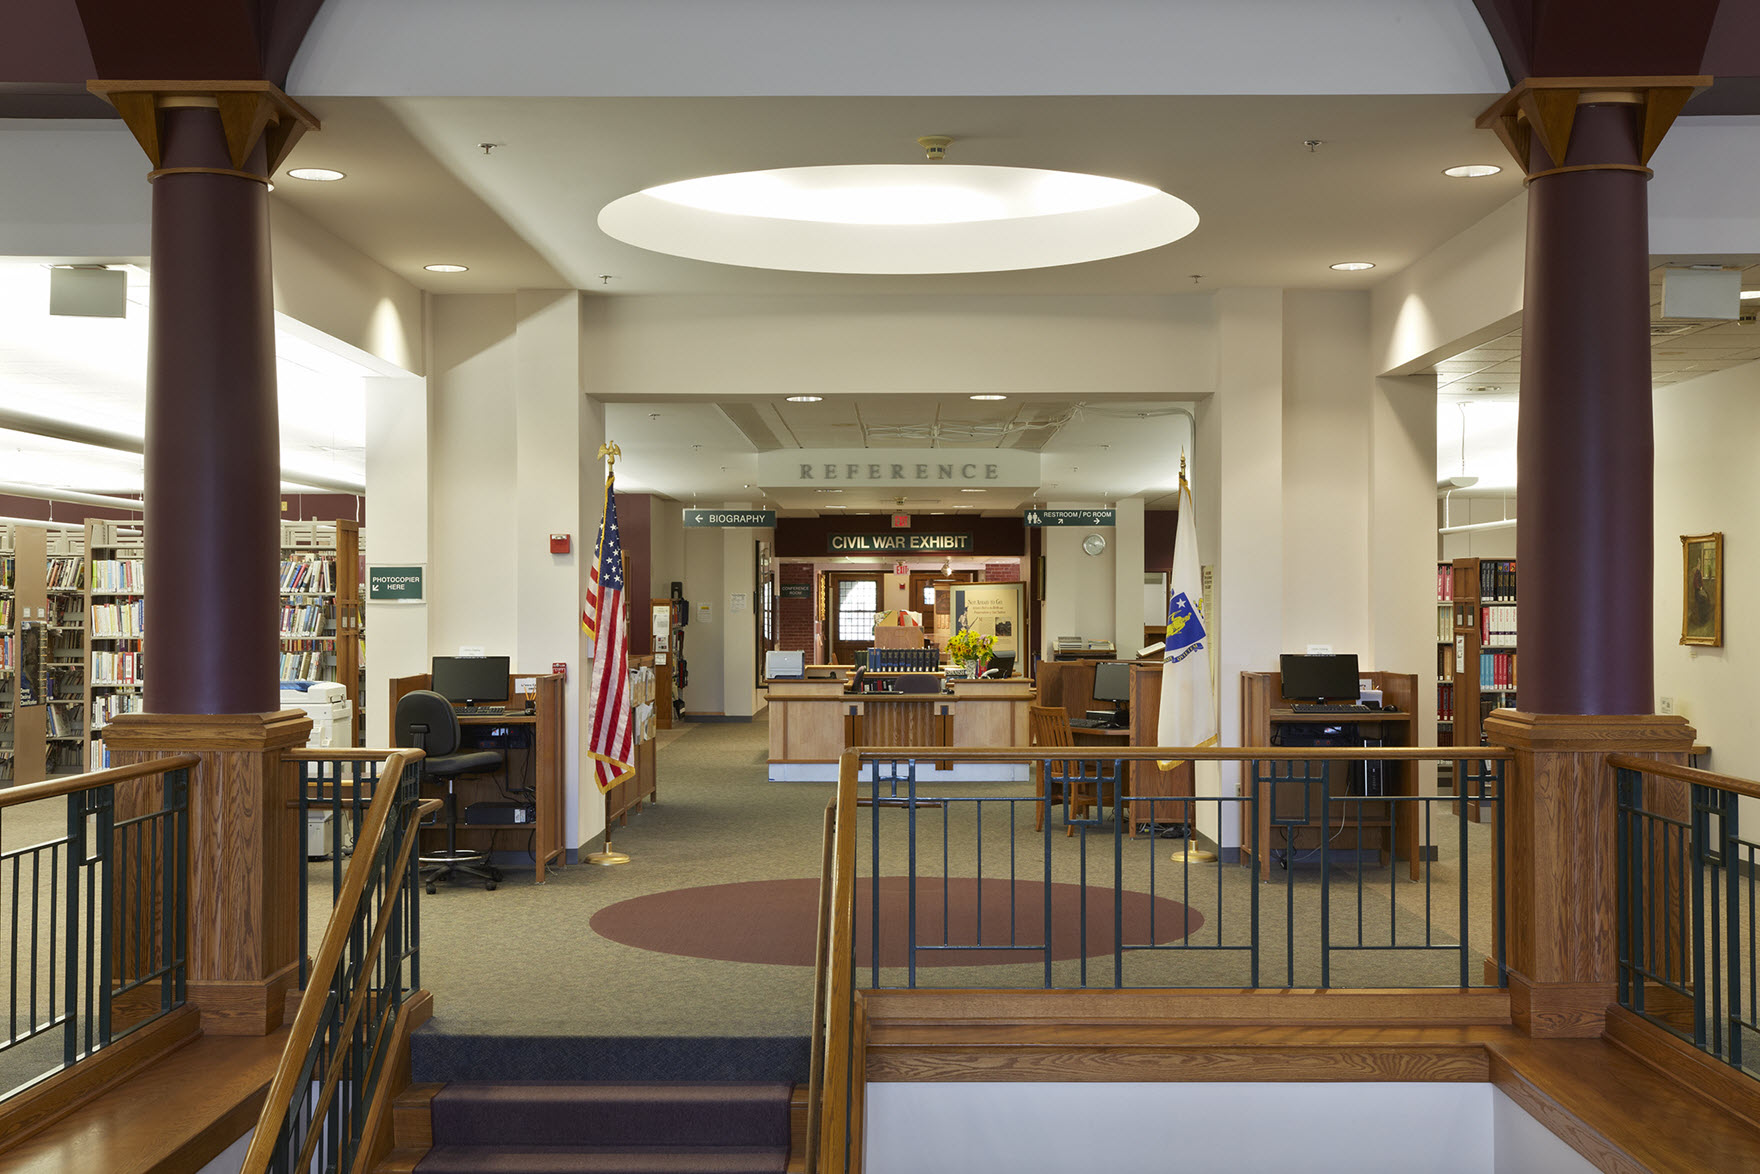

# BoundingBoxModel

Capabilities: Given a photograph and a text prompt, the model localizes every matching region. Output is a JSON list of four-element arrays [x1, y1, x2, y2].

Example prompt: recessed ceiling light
[[969, 394, 1007, 401], [599, 164, 1199, 275], [815, 488, 844, 494], [1741, 290, 1760, 300], [1442, 164, 1502, 179], [1330, 261, 1376, 272], [960, 488, 984, 493], [786, 395, 824, 403], [424, 264, 468, 273], [287, 167, 345, 182]]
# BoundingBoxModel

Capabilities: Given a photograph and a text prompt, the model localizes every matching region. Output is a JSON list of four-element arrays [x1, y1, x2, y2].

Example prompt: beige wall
[[271, 201, 424, 376]]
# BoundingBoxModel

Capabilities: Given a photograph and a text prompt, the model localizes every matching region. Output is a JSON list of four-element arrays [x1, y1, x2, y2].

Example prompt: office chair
[[396, 689, 505, 892]]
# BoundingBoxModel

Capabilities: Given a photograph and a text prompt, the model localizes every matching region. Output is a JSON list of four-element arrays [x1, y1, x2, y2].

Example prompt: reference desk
[[387, 672, 566, 881], [765, 674, 1033, 782]]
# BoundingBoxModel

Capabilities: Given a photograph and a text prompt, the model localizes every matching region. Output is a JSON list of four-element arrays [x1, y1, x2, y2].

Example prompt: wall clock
[[1082, 532, 1107, 557]]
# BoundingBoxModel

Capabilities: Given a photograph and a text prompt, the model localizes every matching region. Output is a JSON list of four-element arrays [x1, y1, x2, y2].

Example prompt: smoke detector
[[917, 136, 953, 161]]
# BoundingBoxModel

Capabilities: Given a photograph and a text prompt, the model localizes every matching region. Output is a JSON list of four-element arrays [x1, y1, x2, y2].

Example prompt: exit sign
[[891, 513, 910, 528]]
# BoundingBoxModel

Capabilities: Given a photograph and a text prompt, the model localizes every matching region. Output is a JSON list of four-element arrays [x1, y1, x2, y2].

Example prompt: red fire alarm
[[549, 533, 571, 554], [551, 661, 568, 679]]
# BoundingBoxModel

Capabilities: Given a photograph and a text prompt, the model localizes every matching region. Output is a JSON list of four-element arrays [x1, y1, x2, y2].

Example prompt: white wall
[[1111, 498, 1146, 656], [1369, 197, 1525, 378], [0, 120, 148, 259], [363, 374, 430, 747], [1282, 291, 1372, 656], [1438, 495, 1517, 561], [866, 1082, 1596, 1174], [1041, 505, 1114, 656], [271, 201, 425, 376], [1654, 361, 1760, 784], [682, 524, 727, 714]]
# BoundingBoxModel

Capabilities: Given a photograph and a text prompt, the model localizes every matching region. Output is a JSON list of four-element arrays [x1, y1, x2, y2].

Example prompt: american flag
[[586, 473, 635, 791]]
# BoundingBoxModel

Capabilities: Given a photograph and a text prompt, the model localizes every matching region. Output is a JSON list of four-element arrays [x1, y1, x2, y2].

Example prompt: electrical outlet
[[1659, 696, 1674, 714]]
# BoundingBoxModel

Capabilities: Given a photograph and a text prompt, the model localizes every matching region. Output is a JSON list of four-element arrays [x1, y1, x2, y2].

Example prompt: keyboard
[[1067, 717, 1121, 729], [1288, 703, 1385, 715], [459, 705, 506, 716]]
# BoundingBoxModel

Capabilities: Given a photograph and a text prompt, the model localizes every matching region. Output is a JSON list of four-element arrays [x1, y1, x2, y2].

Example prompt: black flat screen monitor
[[431, 655, 510, 705], [1092, 660, 1131, 703], [984, 651, 1016, 678], [1279, 653, 1360, 702]]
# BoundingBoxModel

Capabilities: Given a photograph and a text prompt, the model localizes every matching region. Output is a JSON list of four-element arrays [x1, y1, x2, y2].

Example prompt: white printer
[[280, 679, 352, 749]]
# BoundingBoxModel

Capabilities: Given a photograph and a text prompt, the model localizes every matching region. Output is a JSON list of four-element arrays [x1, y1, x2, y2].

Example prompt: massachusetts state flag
[[1157, 465, 1217, 766], [587, 472, 635, 791]]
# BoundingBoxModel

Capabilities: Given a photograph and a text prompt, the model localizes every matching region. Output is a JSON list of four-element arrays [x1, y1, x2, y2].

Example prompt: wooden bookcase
[[1435, 560, 1455, 783], [1448, 557, 1517, 820], [279, 519, 363, 746], [607, 653, 660, 826], [84, 519, 144, 771], [0, 525, 19, 784]]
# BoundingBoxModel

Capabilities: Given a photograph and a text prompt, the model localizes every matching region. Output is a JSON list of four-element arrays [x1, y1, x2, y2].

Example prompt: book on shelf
[[91, 650, 144, 686], [1478, 604, 1517, 644], [279, 601, 332, 637], [1478, 650, 1518, 691], [1436, 562, 1453, 602], [46, 556, 83, 590], [279, 556, 335, 593], [1477, 559, 1517, 602], [89, 558, 143, 594], [90, 600, 145, 638], [1437, 680, 1454, 720]]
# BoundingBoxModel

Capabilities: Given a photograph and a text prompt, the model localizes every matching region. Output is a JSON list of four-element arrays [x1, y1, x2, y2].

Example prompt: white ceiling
[[1433, 261, 1760, 494], [608, 397, 1196, 511], [273, 94, 1522, 296], [0, 263, 370, 494]]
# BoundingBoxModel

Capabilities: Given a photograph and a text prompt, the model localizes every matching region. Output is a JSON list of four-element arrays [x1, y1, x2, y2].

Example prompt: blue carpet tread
[[410, 1028, 811, 1083], [414, 1146, 788, 1173], [428, 1082, 793, 1149]]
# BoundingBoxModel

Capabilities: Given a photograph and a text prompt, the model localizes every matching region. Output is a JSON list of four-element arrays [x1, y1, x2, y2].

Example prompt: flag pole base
[[1170, 839, 1217, 864], [587, 839, 631, 866]]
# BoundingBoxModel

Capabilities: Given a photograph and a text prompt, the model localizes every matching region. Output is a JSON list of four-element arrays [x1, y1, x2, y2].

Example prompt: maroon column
[[145, 104, 279, 714], [1517, 102, 1653, 715]]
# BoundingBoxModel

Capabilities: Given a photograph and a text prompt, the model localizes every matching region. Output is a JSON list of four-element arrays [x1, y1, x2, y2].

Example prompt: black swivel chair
[[396, 689, 505, 892]]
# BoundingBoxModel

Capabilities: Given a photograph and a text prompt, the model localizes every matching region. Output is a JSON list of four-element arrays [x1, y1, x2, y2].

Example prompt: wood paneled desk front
[[387, 672, 566, 882]]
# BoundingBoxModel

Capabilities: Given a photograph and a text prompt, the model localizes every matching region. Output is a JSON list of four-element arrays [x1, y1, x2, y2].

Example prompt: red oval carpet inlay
[[589, 877, 1203, 967]]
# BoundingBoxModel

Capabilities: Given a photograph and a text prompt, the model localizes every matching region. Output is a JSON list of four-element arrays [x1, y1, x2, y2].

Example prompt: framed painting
[[1681, 532, 1724, 647]]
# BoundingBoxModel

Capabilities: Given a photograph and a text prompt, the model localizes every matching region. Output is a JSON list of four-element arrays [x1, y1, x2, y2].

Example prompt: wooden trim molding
[[1475, 76, 1712, 176], [1603, 1004, 1760, 1134], [84, 81, 320, 175], [1484, 710, 1697, 753]]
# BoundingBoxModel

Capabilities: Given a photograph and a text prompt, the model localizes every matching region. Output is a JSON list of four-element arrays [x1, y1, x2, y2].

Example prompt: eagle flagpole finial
[[597, 442, 621, 473]]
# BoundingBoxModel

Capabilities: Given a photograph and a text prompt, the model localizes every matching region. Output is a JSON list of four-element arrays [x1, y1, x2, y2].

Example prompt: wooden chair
[[1028, 705, 1093, 835]]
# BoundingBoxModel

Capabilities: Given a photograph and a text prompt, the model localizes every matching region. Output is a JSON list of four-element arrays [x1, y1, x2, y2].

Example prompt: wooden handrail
[[0, 754, 200, 810], [851, 745, 1513, 762], [812, 751, 863, 1173], [1607, 753, 1760, 802], [241, 750, 416, 1174], [287, 748, 427, 762]]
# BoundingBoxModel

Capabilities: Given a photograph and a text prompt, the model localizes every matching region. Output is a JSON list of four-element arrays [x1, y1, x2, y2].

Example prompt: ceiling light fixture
[[960, 488, 984, 493], [969, 394, 1007, 401], [1330, 261, 1376, 272], [599, 164, 1199, 275], [1443, 164, 1502, 179], [287, 167, 345, 182], [424, 264, 468, 273], [1741, 290, 1760, 300], [786, 395, 824, 403]]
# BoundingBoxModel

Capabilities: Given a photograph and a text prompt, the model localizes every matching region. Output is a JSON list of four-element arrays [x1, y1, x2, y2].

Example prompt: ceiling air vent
[[1649, 323, 1701, 337]]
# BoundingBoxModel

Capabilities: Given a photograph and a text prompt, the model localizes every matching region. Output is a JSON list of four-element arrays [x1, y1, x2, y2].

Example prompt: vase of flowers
[[945, 627, 995, 678]]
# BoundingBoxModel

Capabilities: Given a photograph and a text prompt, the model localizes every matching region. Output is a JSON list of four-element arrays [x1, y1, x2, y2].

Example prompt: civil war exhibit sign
[[828, 532, 973, 554]]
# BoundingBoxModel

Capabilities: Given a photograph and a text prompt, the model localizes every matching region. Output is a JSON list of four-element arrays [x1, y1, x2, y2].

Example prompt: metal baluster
[[1043, 757, 1054, 989], [1722, 790, 1742, 1070], [1249, 761, 1260, 990], [1319, 763, 1331, 990], [63, 795, 81, 1068], [1459, 762, 1472, 988], [907, 760, 918, 988], [1113, 766, 1124, 989], [96, 786, 113, 1047]]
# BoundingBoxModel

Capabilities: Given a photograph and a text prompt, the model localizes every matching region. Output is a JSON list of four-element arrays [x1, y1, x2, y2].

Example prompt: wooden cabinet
[[1239, 670, 1420, 882]]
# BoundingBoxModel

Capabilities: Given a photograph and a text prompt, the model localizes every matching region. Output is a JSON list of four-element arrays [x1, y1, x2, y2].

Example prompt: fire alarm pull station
[[549, 533, 571, 554], [552, 662, 568, 679]]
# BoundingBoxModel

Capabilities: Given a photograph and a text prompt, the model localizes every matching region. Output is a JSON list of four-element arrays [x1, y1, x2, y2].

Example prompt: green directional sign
[[1023, 509, 1116, 527], [368, 565, 425, 603], [683, 509, 776, 527]]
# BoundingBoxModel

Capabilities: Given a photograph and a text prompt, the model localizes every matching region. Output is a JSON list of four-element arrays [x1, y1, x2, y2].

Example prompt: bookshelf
[[1435, 561, 1455, 772], [0, 526, 15, 784], [84, 519, 143, 771], [1449, 557, 1516, 820], [280, 519, 363, 747], [650, 598, 686, 730]]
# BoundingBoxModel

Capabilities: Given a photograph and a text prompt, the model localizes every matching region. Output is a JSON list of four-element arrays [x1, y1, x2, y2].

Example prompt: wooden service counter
[[766, 672, 1033, 781]]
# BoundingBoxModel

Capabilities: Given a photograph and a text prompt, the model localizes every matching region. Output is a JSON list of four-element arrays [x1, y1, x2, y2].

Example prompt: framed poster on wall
[[950, 581, 1025, 658]]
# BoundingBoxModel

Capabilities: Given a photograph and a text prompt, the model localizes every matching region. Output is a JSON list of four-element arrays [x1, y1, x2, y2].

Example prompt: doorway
[[826, 571, 885, 665]]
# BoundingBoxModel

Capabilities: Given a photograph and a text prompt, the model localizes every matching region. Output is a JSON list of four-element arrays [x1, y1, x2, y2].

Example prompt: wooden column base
[[104, 710, 313, 1035], [1484, 711, 1694, 1038]]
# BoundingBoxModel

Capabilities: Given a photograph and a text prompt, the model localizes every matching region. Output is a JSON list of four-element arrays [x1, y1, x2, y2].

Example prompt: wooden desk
[[764, 677, 1032, 780], [388, 672, 566, 882], [1240, 671, 1419, 882]]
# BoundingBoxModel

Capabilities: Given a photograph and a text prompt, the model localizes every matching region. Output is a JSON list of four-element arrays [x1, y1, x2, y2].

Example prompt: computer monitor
[[1279, 653, 1360, 702], [1092, 660, 1131, 703], [983, 650, 1016, 679], [431, 655, 511, 706]]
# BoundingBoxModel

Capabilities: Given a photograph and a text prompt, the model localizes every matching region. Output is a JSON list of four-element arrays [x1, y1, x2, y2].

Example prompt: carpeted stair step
[[415, 1144, 788, 1174], [426, 1082, 793, 1150]]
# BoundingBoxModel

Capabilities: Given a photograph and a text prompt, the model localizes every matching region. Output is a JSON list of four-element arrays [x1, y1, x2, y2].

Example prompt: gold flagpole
[[586, 440, 632, 867]]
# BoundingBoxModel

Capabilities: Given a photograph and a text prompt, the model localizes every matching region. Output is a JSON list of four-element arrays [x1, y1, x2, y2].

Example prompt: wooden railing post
[[1483, 711, 1695, 1037], [103, 709, 313, 1035]]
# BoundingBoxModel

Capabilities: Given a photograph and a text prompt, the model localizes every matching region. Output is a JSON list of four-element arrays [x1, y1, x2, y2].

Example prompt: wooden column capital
[[1475, 76, 1711, 177], [1484, 710, 1696, 1038], [84, 79, 319, 175]]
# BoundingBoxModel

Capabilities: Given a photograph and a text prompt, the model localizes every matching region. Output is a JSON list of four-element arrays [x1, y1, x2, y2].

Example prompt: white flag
[[1157, 467, 1216, 765]]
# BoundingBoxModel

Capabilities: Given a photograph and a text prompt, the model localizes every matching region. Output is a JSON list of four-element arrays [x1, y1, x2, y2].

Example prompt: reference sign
[[828, 533, 972, 554], [683, 509, 776, 527], [1024, 508, 1116, 527], [367, 565, 425, 603]]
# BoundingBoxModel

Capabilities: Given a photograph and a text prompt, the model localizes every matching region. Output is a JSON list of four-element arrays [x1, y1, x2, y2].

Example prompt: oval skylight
[[598, 165, 1198, 274]]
